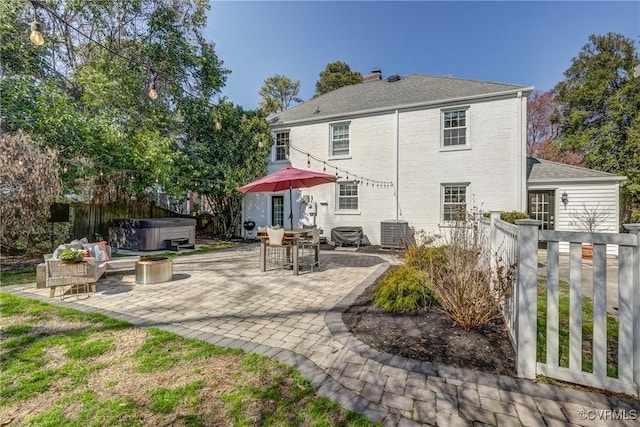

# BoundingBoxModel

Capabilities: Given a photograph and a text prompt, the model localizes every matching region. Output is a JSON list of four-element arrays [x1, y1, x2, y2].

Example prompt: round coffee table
[[135, 257, 173, 284]]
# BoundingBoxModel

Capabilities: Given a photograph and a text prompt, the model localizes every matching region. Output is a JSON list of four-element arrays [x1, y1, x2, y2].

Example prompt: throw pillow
[[82, 241, 110, 262], [52, 244, 70, 259], [68, 237, 89, 249], [96, 241, 110, 261]]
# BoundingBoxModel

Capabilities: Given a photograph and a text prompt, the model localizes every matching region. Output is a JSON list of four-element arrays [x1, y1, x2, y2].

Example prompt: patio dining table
[[256, 229, 318, 275]]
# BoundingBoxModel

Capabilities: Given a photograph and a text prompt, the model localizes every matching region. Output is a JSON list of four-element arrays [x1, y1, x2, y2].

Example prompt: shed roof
[[269, 74, 532, 125], [527, 157, 626, 183]]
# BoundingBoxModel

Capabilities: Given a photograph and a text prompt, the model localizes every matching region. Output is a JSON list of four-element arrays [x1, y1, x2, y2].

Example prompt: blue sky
[[206, 1, 639, 110]]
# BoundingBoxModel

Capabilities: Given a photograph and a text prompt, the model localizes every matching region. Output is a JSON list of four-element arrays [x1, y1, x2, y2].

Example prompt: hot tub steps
[[166, 238, 195, 251]]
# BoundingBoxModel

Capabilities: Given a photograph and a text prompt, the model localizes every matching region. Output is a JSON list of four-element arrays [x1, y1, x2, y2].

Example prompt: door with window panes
[[271, 196, 284, 227], [528, 191, 554, 248]]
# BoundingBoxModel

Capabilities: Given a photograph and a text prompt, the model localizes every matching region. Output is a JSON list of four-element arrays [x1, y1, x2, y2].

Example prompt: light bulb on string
[[148, 82, 158, 100], [30, 21, 44, 46], [323, 162, 326, 173], [258, 137, 264, 148], [307, 154, 310, 168], [214, 117, 222, 130]]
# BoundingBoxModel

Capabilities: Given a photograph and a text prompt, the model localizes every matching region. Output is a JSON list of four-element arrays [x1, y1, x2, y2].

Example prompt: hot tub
[[109, 218, 196, 251]]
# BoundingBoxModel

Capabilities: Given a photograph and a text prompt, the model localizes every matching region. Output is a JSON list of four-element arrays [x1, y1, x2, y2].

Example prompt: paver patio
[[5, 245, 639, 426]]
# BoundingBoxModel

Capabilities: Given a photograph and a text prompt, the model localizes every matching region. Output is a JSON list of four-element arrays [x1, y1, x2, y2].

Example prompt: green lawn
[[536, 276, 619, 377], [0, 293, 378, 426]]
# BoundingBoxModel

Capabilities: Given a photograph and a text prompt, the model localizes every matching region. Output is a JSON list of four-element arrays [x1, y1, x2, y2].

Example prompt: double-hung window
[[442, 184, 468, 222], [442, 108, 468, 148], [275, 131, 289, 161], [331, 123, 350, 157], [337, 181, 358, 211]]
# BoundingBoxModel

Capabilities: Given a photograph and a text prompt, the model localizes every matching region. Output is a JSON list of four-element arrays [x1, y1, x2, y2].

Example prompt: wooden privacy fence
[[484, 214, 640, 396], [70, 202, 193, 241]]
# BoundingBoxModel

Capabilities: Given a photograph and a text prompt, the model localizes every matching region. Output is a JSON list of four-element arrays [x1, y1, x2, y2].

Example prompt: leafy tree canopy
[[314, 61, 362, 96], [259, 74, 302, 115], [1, 0, 275, 245], [0, 0, 229, 203], [553, 32, 640, 220]]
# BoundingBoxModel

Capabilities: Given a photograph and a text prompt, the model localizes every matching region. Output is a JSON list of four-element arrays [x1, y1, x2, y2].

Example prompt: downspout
[[395, 109, 400, 220], [517, 91, 524, 210]]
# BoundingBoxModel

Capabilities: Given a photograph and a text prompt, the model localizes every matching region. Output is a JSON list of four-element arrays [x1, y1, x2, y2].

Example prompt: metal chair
[[299, 228, 320, 272], [266, 227, 292, 273]]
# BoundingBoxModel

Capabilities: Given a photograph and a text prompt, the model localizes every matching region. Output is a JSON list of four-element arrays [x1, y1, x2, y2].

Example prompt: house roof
[[527, 157, 627, 183], [269, 74, 532, 126]]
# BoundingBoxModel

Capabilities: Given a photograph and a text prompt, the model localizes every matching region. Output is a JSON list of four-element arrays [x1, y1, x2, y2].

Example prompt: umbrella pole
[[289, 181, 294, 230]]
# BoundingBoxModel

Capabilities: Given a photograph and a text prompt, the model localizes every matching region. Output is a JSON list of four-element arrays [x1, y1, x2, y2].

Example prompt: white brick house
[[242, 71, 533, 245]]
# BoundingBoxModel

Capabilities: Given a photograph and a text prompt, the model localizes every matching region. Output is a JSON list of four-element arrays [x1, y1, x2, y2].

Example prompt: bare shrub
[[432, 209, 512, 330], [569, 202, 612, 232], [0, 131, 61, 254]]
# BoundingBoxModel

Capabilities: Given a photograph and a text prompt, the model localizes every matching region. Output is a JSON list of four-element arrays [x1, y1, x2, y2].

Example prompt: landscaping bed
[[342, 279, 517, 376]]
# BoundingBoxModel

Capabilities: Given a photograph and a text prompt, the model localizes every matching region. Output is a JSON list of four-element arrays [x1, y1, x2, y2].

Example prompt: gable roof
[[527, 157, 626, 183], [269, 74, 532, 126]]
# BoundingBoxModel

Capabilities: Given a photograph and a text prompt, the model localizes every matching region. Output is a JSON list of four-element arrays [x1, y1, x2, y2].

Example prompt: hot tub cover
[[109, 218, 196, 228]]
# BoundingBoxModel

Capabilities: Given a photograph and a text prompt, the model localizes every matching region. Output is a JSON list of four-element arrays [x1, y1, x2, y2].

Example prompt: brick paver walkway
[[5, 245, 639, 426]]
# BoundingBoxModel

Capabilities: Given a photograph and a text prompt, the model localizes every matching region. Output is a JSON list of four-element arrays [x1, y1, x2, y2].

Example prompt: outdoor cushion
[[82, 241, 111, 262]]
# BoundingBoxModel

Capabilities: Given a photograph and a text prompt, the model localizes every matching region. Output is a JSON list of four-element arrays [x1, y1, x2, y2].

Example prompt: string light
[[24, 3, 395, 192], [148, 82, 158, 100], [288, 142, 392, 187], [30, 20, 44, 45]]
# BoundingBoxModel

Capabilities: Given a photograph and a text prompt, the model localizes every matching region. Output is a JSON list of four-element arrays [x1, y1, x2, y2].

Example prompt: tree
[[181, 99, 272, 237], [314, 61, 362, 96], [527, 90, 583, 165], [0, 131, 62, 254], [553, 33, 640, 222], [0, 0, 229, 203], [259, 74, 302, 115]]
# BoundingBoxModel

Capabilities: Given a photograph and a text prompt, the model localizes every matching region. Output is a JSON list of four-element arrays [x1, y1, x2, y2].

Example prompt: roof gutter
[[270, 86, 536, 128], [528, 176, 628, 185]]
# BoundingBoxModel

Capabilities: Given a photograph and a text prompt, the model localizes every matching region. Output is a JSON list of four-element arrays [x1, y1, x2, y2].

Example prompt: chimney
[[362, 68, 382, 83]]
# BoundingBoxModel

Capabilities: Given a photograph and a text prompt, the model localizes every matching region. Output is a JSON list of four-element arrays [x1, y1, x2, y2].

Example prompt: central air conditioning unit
[[380, 220, 410, 248]]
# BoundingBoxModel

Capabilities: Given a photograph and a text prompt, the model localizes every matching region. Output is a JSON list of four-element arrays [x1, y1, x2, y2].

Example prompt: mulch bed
[[342, 280, 517, 377]]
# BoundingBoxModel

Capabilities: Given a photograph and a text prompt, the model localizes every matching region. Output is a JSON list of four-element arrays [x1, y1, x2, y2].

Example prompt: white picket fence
[[483, 212, 640, 396]]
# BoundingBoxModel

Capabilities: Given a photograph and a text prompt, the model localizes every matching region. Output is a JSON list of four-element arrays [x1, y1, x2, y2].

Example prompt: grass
[[0, 293, 380, 426], [0, 266, 37, 287], [536, 276, 619, 377]]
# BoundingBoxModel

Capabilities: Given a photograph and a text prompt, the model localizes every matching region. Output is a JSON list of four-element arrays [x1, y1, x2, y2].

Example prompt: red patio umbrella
[[238, 166, 339, 229]]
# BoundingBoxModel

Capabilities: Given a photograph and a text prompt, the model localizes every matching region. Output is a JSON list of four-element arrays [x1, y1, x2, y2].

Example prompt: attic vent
[[387, 75, 401, 82]]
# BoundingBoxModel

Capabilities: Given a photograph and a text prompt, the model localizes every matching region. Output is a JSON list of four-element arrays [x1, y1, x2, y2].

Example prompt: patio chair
[[266, 227, 292, 273], [299, 228, 320, 272]]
